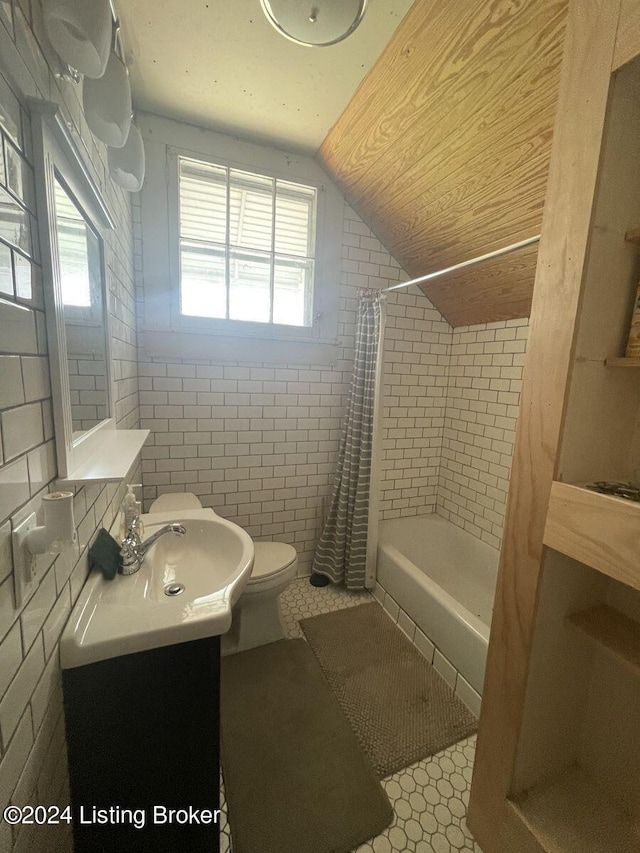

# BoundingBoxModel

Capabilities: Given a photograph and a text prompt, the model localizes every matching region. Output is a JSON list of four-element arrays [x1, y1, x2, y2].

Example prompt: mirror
[[31, 100, 116, 479], [53, 177, 109, 438]]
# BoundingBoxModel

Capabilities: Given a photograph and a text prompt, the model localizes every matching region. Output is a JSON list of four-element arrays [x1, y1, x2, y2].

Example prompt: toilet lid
[[250, 542, 297, 579], [149, 492, 203, 513]]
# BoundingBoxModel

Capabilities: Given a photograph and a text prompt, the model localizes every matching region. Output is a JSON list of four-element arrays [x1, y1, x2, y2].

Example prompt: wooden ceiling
[[317, 0, 568, 327]]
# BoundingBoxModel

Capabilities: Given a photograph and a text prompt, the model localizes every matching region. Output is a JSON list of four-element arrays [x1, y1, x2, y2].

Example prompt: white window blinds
[[178, 157, 317, 326]]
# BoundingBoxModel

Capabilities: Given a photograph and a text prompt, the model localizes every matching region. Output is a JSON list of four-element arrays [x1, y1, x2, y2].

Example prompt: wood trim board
[[544, 483, 640, 592]]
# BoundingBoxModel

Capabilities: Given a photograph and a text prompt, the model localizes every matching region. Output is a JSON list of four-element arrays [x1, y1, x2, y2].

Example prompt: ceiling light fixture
[[259, 0, 368, 47]]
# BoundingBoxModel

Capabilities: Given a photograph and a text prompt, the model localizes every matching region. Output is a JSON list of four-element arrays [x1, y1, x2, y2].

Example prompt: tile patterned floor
[[352, 738, 481, 853], [221, 578, 482, 853], [280, 575, 372, 638]]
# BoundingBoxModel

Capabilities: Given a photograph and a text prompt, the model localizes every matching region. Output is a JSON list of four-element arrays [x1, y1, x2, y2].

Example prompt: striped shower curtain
[[312, 293, 382, 589]]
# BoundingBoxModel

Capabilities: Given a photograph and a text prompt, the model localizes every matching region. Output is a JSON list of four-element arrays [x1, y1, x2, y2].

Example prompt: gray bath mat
[[300, 603, 477, 778], [221, 638, 393, 853]]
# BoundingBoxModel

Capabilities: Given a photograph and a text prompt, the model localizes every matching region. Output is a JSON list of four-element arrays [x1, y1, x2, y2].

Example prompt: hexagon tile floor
[[220, 578, 483, 853]]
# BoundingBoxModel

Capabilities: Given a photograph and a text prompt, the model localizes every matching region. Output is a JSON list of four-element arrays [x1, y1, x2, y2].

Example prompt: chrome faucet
[[120, 523, 187, 575]]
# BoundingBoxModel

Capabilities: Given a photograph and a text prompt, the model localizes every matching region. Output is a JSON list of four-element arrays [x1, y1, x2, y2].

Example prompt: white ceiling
[[118, 0, 414, 154]]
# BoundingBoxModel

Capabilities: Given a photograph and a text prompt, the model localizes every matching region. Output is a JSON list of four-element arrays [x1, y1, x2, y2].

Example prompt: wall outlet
[[12, 512, 38, 608]]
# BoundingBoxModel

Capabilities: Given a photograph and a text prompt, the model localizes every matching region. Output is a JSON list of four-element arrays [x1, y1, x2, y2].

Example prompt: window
[[178, 157, 317, 327], [139, 122, 344, 362]]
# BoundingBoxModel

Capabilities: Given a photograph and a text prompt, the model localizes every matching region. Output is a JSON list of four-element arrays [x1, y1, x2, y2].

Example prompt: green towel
[[89, 528, 121, 580]]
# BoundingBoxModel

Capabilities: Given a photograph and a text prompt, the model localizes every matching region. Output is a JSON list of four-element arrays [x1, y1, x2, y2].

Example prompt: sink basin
[[60, 509, 254, 669]]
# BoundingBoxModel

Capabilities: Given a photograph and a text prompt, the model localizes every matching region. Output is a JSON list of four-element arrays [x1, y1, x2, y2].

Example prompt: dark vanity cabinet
[[62, 636, 221, 852]]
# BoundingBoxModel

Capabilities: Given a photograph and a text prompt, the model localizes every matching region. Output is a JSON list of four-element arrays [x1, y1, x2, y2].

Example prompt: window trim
[[165, 144, 341, 344]]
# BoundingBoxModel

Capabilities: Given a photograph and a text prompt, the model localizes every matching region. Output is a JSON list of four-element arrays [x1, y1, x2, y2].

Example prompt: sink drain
[[164, 583, 185, 597]]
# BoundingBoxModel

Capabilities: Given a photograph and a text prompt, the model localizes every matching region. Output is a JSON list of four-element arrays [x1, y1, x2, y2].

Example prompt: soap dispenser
[[122, 483, 143, 539]]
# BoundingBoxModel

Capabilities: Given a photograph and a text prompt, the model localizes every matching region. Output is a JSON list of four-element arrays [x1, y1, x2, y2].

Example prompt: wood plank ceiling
[[317, 0, 568, 327]]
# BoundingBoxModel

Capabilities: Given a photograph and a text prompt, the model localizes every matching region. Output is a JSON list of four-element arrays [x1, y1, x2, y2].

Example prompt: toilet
[[148, 493, 298, 654], [222, 540, 297, 654]]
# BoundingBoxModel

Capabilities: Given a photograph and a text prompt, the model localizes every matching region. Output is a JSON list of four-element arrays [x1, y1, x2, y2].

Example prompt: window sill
[[57, 428, 150, 487], [139, 327, 341, 365]]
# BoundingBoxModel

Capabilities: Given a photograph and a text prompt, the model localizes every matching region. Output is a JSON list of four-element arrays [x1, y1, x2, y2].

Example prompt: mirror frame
[[30, 100, 116, 479]]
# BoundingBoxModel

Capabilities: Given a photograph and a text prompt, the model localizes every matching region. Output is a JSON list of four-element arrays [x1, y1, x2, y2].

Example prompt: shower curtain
[[312, 292, 383, 590]]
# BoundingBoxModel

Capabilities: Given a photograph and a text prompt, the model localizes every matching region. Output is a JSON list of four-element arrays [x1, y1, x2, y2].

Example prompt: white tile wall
[[136, 201, 442, 574], [0, 298, 38, 354], [2, 402, 43, 460], [67, 353, 108, 432], [21, 356, 49, 403], [380, 286, 452, 519], [0, 4, 140, 851], [0, 356, 24, 409], [136, 161, 529, 565], [437, 320, 529, 549]]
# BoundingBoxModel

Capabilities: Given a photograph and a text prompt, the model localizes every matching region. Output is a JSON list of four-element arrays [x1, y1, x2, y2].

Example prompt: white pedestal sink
[[60, 508, 254, 669]]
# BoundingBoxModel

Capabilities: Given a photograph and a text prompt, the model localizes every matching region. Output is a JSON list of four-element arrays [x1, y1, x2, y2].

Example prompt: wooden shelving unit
[[469, 7, 640, 850], [567, 604, 640, 675], [509, 767, 639, 853], [544, 481, 640, 592]]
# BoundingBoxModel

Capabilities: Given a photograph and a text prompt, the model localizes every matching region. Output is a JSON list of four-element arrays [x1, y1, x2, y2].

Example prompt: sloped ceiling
[[317, 0, 568, 327]]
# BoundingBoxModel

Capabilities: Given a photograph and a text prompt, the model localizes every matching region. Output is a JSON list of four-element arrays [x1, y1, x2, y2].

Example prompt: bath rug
[[300, 602, 477, 778], [220, 638, 393, 853]]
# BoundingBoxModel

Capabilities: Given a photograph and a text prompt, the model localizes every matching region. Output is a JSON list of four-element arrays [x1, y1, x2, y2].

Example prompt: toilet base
[[222, 594, 287, 656]]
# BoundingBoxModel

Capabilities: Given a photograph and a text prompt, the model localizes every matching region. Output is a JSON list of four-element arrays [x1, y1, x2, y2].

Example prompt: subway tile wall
[[136, 175, 529, 564], [136, 201, 450, 574], [437, 319, 529, 549], [67, 353, 108, 433], [0, 3, 139, 851], [380, 287, 452, 519]]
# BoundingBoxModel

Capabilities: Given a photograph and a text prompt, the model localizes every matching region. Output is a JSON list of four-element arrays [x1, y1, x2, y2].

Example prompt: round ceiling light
[[260, 0, 368, 47]]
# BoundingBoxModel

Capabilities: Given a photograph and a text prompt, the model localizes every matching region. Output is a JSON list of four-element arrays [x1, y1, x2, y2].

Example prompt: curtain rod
[[383, 235, 541, 293]]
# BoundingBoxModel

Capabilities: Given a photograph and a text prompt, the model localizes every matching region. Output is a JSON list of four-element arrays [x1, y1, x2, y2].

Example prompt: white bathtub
[[377, 514, 499, 694]]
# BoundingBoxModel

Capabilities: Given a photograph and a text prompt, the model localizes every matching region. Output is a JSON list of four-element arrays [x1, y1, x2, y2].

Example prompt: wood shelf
[[57, 429, 150, 487], [544, 481, 640, 592], [509, 766, 639, 852], [605, 356, 640, 367], [567, 604, 640, 675]]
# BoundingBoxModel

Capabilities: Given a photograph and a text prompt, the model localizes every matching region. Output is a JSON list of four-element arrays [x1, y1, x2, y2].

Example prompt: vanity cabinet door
[[62, 636, 221, 852]]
